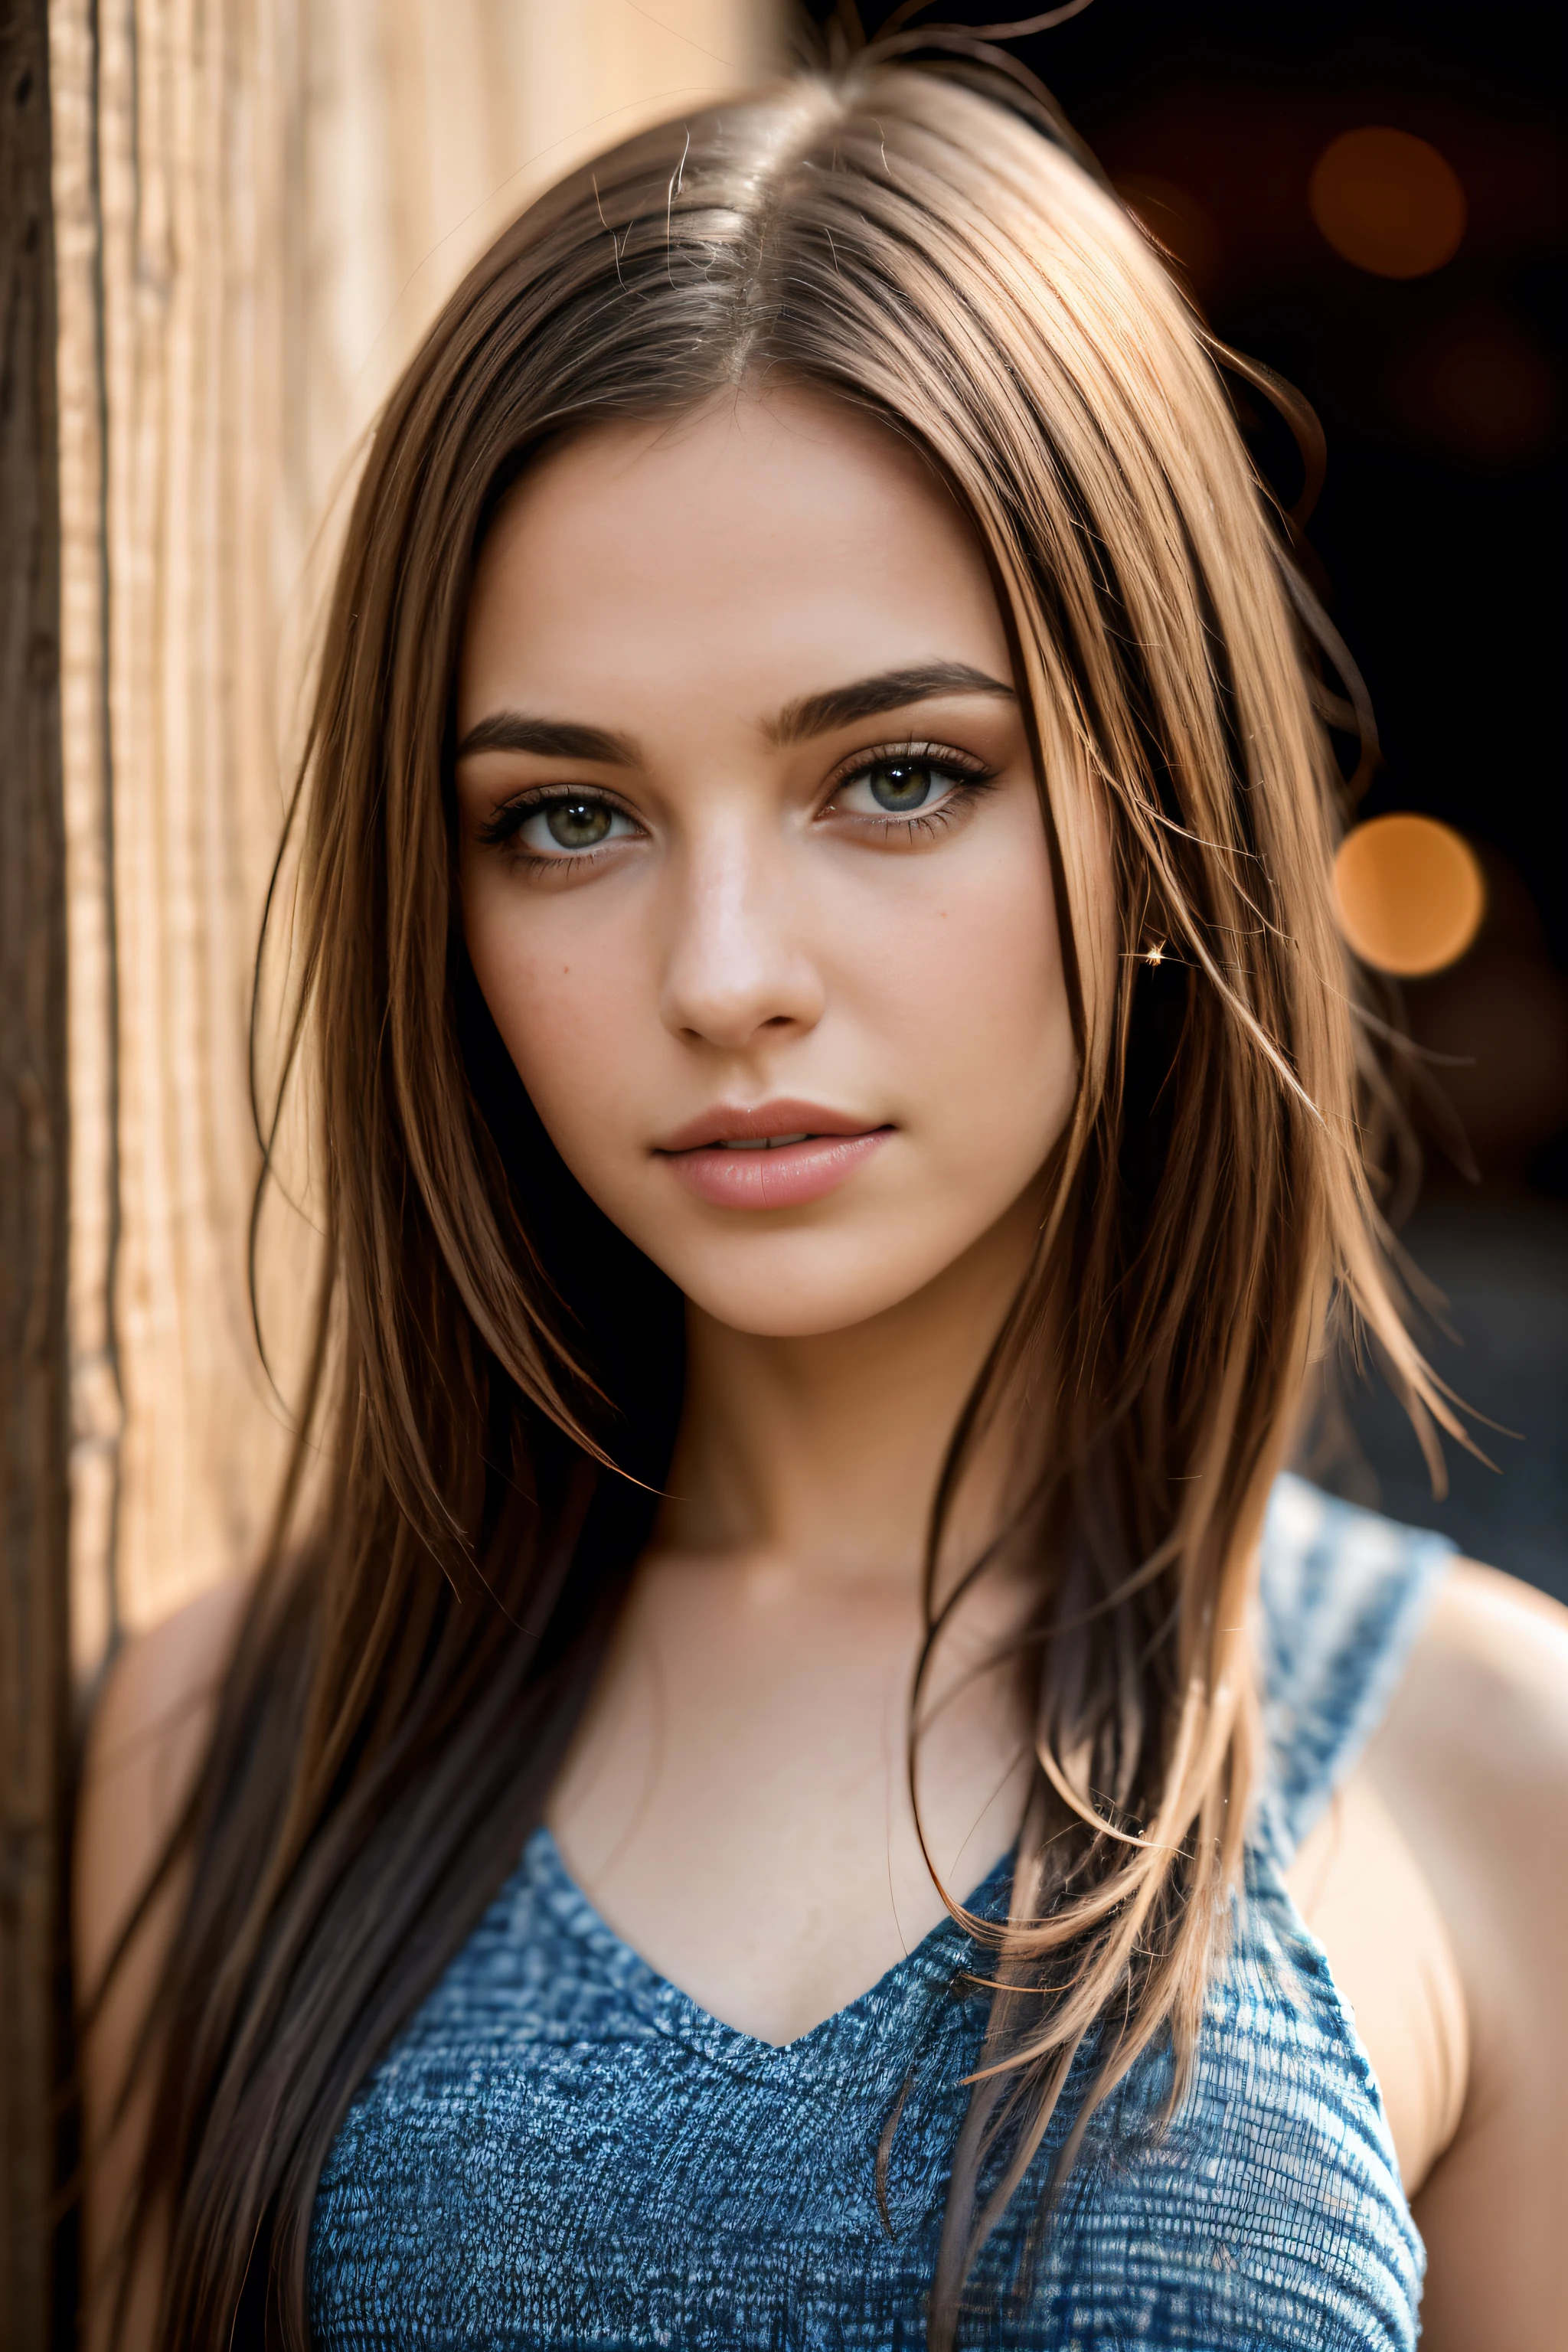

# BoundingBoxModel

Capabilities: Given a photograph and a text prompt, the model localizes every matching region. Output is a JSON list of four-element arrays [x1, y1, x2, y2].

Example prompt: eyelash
[[822, 740, 998, 838], [475, 740, 998, 869], [475, 793, 610, 855]]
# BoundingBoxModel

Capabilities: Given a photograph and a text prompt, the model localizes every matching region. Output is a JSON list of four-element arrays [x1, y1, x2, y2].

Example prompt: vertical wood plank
[[49, 0, 124, 1698], [55, 0, 784, 1658], [0, 0, 72, 2337]]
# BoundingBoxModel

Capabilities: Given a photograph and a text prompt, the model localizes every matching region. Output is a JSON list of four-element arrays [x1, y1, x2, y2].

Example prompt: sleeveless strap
[[1256, 1472, 1455, 1864]]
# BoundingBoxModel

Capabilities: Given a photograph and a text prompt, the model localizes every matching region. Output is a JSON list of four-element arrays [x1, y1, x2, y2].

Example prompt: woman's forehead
[[458, 391, 1008, 738]]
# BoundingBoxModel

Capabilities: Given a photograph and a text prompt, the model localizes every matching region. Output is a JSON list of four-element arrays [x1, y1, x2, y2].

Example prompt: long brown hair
[[103, 54, 1452, 2348]]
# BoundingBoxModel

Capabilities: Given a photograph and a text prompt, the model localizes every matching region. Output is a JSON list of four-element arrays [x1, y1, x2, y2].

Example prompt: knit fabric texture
[[309, 1475, 1454, 2350]]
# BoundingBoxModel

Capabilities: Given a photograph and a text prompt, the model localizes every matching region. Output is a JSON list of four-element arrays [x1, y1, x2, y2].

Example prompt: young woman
[[78, 50, 1568, 2352]]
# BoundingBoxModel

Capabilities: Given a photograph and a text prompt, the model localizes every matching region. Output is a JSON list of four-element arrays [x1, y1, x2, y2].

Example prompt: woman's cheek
[[874, 818, 1070, 1172], [466, 890, 641, 1160]]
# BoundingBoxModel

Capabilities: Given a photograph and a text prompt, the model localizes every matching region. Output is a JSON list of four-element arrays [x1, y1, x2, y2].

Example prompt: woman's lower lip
[[663, 1130, 890, 1210]]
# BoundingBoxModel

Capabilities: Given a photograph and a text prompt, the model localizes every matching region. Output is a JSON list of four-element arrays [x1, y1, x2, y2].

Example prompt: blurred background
[[830, 0, 1568, 1601], [50, 0, 1566, 1681]]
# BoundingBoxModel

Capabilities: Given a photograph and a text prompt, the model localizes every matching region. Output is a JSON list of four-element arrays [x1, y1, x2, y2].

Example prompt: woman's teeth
[[718, 1133, 812, 1151]]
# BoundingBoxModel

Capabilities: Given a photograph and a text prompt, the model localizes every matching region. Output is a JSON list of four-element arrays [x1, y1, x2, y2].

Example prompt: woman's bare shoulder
[[77, 1576, 251, 2005], [1374, 1557, 1568, 1811], [1364, 1560, 1568, 2352], [77, 1578, 253, 2350], [1370, 1556, 1568, 1962], [90, 1573, 250, 1745]]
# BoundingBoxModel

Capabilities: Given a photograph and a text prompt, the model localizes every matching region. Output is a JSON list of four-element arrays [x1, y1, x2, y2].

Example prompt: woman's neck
[[657, 1183, 1044, 1595]]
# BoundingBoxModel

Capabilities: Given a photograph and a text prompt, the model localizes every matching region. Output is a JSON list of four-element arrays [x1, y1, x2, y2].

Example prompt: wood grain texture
[[48, 0, 782, 1668], [0, 0, 72, 2339]]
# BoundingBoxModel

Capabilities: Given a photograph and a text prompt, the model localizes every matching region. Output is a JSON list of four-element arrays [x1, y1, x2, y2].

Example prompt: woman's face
[[456, 390, 1076, 1339]]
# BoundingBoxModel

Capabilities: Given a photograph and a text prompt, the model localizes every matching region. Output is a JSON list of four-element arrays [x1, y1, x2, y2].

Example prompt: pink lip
[[655, 1099, 893, 1211]]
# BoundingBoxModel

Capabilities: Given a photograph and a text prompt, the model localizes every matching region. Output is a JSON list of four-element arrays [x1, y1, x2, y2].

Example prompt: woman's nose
[[658, 831, 826, 1052]]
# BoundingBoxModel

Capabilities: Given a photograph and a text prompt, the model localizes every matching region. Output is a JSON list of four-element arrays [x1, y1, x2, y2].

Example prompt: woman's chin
[[671, 1252, 954, 1344]]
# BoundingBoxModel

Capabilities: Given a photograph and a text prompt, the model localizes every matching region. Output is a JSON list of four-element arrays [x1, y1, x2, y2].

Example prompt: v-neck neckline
[[524, 1825, 1014, 2086]]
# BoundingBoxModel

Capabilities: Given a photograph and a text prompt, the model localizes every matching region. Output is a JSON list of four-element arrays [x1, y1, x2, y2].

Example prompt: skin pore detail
[[455, 388, 1070, 2039]]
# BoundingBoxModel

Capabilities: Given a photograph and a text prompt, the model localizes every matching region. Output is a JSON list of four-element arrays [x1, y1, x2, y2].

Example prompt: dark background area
[[825, 1, 1568, 1596]]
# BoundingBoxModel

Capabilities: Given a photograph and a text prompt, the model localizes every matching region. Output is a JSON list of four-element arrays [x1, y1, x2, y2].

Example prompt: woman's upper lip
[[655, 1099, 887, 1153]]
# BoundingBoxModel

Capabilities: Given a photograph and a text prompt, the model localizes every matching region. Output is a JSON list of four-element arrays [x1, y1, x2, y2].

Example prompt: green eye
[[831, 751, 988, 830], [866, 761, 936, 812], [545, 798, 613, 848]]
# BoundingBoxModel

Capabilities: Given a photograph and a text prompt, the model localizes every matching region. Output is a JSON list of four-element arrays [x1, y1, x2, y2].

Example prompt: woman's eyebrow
[[455, 712, 640, 765], [453, 665, 1014, 765], [766, 662, 1016, 746]]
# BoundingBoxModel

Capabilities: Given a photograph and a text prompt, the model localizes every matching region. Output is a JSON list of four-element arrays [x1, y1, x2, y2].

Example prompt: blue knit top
[[309, 1475, 1454, 2350]]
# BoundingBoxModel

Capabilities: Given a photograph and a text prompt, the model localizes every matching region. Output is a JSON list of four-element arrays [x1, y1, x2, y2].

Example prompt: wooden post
[[0, 0, 73, 2341]]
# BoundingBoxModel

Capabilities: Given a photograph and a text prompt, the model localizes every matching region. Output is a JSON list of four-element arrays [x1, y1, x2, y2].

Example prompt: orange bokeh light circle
[[1309, 127, 1466, 279], [1332, 814, 1486, 977]]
